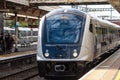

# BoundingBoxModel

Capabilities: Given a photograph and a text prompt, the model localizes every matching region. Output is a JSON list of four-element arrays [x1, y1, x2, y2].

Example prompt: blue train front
[[37, 8, 93, 79]]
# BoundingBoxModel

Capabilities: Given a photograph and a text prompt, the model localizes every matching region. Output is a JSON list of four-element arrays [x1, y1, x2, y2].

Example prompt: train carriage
[[4, 27, 38, 44], [37, 8, 120, 79]]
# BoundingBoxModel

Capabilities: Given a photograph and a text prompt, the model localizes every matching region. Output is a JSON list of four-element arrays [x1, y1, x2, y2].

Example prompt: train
[[37, 8, 120, 79], [4, 27, 38, 44]]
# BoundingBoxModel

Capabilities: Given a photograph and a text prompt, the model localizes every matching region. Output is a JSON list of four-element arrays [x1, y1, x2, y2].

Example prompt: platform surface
[[80, 49, 120, 80], [0, 50, 36, 61]]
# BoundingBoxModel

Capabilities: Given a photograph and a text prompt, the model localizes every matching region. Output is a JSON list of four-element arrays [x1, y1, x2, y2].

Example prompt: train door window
[[94, 21, 101, 35], [118, 30, 120, 38], [28, 31, 31, 36], [34, 31, 38, 36], [117, 29, 119, 40], [89, 21, 93, 33]]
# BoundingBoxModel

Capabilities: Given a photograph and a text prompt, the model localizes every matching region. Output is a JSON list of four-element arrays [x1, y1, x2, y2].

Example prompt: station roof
[[29, 0, 108, 6], [0, 0, 61, 18], [1, 0, 120, 19], [6, 0, 29, 6]]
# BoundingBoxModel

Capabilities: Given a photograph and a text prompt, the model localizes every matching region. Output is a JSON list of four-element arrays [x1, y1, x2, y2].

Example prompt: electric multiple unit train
[[4, 27, 38, 43], [37, 8, 120, 79]]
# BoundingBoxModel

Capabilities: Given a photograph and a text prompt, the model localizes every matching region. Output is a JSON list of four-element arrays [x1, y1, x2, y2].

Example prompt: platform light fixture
[[3, 12, 10, 19], [25, 16, 28, 21]]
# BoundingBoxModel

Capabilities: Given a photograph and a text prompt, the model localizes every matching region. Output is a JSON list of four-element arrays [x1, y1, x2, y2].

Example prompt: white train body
[[37, 8, 120, 78], [4, 27, 38, 43]]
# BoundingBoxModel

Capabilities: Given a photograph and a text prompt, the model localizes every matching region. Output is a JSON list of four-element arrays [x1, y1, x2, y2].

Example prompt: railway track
[[0, 66, 38, 80], [27, 48, 120, 80], [0, 51, 38, 80], [0, 47, 119, 80]]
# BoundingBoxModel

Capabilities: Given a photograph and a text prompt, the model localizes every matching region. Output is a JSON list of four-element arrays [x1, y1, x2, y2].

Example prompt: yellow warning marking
[[115, 70, 120, 80]]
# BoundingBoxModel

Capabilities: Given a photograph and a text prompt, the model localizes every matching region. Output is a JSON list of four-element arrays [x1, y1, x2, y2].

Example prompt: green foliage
[[4, 20, 39, 28], [19, 21, 28, 27], [4, 20, 14, 28], [33, 20, 39, 25]]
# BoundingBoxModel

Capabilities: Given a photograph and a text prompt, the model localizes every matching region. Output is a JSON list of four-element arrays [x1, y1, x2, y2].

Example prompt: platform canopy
[[29, 0, 108, 6], [1, 0, 120, 19], [0, 0, 60, 18]]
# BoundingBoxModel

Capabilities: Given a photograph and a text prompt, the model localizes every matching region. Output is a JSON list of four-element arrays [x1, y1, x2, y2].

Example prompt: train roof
[[44, 8, 120, 29], [45, 8, 87, 17], [4, 27, 38, 31], [32, 28, 38, 31], [90, 15, 120, 29], [18, 27, 31, 31], [4, 27, 14, 30]]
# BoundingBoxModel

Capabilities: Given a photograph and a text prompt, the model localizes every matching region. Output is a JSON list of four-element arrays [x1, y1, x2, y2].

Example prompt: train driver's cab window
[[45, 13, 86, 44]]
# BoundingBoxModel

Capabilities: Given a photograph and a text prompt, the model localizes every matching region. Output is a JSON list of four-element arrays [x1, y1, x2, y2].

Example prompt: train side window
[[89, 23, 93, 33]]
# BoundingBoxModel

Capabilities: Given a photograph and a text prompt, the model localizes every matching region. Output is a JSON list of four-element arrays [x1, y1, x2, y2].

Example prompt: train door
[[88, 18, 96, 59], [91, 19, 102, 58]]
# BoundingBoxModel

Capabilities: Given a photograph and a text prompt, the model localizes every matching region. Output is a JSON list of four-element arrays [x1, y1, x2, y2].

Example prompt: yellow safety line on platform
[[115, 70, 120, 80]]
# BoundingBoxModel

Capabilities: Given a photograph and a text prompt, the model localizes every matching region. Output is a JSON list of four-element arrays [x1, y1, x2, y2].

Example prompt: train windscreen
[[45, 13, 85, 44]]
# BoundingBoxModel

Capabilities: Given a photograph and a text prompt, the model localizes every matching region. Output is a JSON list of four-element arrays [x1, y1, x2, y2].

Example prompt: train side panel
[[92, 18, 120, 58], [77, 15, 95, 61], [37, 16, 46, 61], [37, 8, 120, 79]]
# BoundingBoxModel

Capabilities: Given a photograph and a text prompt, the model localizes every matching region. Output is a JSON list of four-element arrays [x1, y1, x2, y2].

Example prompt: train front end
[[37, 9, 88, 78]]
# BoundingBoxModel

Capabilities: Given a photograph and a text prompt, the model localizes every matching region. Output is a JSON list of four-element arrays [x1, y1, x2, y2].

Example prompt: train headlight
[[73, 49, 78, 57], [45, 50, 49, 57]]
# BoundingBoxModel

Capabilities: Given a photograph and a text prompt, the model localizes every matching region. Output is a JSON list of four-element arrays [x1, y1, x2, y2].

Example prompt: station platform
[[80, 49, 120, 80], [0, 50, 36, 61], [0, 42, 37, 62]]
